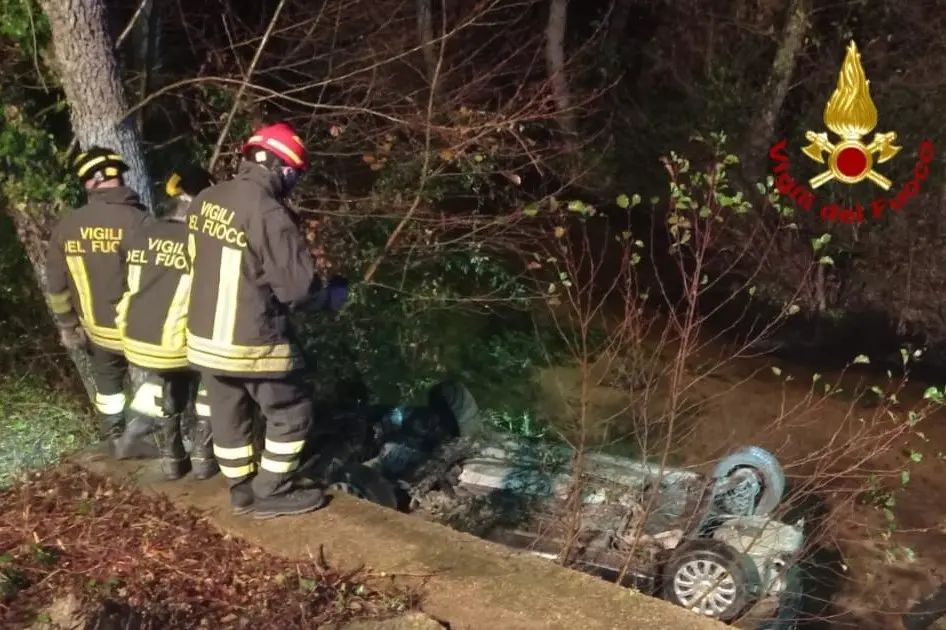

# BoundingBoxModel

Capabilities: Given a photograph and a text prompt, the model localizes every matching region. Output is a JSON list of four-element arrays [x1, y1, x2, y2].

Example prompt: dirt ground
[[0, 466, 414, 629], [535, 346, 946, 630]]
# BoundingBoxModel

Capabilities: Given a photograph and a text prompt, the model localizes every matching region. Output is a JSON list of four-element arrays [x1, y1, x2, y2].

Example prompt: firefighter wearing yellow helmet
[[45, 147, 150, 456], [117, 166, 218, 480]]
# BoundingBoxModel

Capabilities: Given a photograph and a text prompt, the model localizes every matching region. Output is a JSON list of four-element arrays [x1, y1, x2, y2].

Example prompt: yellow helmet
[[74, 147, 129, 184]]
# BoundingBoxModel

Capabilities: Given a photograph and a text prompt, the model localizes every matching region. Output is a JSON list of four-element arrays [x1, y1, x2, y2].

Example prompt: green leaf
[[771, 366, 782, 376], [523, 203, 539, 217], [910, 451, 923, 462], [901, 470, 910, 485], [819, 255, 835, 265], [616, 194, 630, 209], [852, 354, 870, 365], [787, 304, 800, 315], [811, 233, 832, 252]]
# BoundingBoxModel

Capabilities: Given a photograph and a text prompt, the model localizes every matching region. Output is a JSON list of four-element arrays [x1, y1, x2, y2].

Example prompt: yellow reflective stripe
[[187, 233, 196, 263], [161, 273, 191, 348], [264, 138, 303, 168], [47, 291, 73, 314], [115, 263, 141, 336], [94, 392, 126, 415], [219, 463, 256, 479], [187, 345, 302, 374], [212, 247, 242, 345], [195, 402, 211, 417], [260, 457, 298, 474], [76, 155, 108, 178], [84, 324, 123, 353], [264, 438, 305, 456], [188, 334, 297, 360], [130, 382, 165, 417], [123, 337, 186, 359], [214, 443, 254, 460], [65, 255, 95, 326]]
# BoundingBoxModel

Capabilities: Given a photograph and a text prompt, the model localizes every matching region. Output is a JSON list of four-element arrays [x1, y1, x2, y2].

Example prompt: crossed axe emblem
[[802, 131, 901, 190]]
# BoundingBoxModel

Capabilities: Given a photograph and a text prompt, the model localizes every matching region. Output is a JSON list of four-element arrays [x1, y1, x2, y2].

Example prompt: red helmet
[[242, 122, 308, 171]]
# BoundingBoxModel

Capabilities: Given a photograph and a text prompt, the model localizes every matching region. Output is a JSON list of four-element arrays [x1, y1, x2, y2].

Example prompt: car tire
[[326, 462, 399, 509], [661, 539, 759, 622], [712, 446, 786, 517], [427, 380, 482, 438]]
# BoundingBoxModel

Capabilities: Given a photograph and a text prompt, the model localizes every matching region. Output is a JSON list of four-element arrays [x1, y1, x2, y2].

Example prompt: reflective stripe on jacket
[[45, 187, 150, 352], [185, 163, 318, 377], [116, 217, 191, 370]]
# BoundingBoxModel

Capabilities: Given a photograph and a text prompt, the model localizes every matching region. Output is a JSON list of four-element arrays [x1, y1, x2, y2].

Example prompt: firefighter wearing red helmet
[[184, 122, 328, 519], [45, 147, 151, 457]]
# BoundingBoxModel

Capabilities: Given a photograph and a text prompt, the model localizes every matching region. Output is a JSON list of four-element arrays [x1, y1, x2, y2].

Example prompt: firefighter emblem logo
[[801, 41, 901, 190]]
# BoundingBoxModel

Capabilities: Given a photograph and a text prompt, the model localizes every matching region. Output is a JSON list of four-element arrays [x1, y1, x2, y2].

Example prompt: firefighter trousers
[[129, 368, 210, 420], [89, 344, 128, 417], [200, 371, 312, 499]]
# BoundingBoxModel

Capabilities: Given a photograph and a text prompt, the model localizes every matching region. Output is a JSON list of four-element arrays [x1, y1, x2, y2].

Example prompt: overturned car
[[303, 381, 806, 625]]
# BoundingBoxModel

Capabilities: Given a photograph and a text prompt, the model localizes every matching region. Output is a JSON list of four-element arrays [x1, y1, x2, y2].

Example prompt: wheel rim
[[672, 558, 738, 617], [329, 481, 367, 500]]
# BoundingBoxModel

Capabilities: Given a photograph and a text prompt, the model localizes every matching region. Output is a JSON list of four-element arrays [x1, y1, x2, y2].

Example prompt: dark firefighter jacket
[[185, 163, 320, 377], [116, 216, 192, 370], [45, 187, 150, 353]]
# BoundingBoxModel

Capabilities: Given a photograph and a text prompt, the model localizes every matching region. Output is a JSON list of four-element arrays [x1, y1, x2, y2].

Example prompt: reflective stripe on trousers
[[129, 381, 164, 417], [213, 442, 256, 480], [259, 438, 306, 474], [94, 392, 126, 415]]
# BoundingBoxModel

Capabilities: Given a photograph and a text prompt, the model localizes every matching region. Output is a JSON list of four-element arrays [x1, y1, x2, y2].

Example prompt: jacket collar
[[236, 161, 282, 197], [88, 185, 145, 210]]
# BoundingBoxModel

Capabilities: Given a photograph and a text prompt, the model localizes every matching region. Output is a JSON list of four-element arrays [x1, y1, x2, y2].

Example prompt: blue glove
[[325, 276, 349, 312]]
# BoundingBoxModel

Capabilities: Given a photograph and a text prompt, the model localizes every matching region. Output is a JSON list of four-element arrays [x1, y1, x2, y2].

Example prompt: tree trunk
[[39, 0, 155, 404], [743, 0, 808, 183], [545, 0, 575, 138], [6, 202, 97, 404], [131, 0, 158, 134], [416, 0, 437, 86], [41, 0, 155, 211]]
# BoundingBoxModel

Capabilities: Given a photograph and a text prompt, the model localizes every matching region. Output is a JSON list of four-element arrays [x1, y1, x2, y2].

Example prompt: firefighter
[[45, 147, 150, 455], [117, 166, 219, 481], [185, 122, 333, 519]]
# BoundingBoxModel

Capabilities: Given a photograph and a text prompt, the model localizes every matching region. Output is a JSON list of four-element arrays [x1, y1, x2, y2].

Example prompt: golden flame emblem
[[802, 41, 901, 189]]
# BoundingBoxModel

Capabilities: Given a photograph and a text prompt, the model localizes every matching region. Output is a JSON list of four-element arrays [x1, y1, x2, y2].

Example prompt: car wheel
[[661, 540, 759, 622], [712, 446, 786, 517], [326, 462, 399, 509], [427, 380, 482, 438]]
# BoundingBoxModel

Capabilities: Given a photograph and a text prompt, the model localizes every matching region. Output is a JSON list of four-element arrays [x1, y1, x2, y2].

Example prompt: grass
[[0, 376, 95, 489], [0, 467, 415, 628]]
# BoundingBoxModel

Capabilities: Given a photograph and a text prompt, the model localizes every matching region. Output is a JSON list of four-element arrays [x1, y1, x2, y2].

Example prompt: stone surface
[[78, 453, 727, 630]]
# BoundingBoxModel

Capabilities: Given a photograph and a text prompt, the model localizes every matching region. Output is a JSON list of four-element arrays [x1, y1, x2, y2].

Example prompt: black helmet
[[165, 166, 215, 199], [74, 146, 129, 185]]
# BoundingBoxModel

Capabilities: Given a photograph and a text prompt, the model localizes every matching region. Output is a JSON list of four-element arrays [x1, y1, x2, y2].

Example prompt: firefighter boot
[[112, 413, 159, 460], [253, 487, 327, 521], [230, 477, 255, 515], [98, 412, 125, 457], [189, 414, 219, 480], [157, 414, 188, 480]]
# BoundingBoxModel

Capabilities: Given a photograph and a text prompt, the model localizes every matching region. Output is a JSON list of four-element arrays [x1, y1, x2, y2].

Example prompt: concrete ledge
[[75, 452, 726, 630]]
